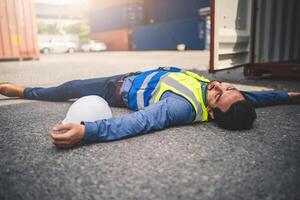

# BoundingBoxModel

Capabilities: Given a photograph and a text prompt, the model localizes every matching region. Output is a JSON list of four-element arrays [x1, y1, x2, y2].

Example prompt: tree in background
[[63, 22, 90, 44], [38, 23, 60, 34]]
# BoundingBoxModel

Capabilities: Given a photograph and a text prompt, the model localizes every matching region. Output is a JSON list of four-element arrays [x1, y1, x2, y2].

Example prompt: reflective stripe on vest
[[150, 72, 209, 122], [136, 71, 158, 110], [128, 67, 182, 111]]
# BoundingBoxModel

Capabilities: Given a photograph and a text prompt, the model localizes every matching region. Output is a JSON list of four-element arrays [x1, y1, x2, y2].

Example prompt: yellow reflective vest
[[128, 67, 210, 122]]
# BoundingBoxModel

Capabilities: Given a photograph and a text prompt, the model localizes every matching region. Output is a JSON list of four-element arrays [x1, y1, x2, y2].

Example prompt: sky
[[35, 0, 88, 5]]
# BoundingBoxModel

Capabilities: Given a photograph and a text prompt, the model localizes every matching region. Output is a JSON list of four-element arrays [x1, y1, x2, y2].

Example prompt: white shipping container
[[210, 0, 300, 77]]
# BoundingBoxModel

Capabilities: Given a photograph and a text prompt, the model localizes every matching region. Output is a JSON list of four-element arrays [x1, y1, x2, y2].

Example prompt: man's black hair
[[213, 100, 257, 130]]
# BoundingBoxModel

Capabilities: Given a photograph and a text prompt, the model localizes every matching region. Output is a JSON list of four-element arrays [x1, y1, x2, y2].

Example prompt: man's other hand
[[49, 123, 85, 149], [288, 92, 300, 104]]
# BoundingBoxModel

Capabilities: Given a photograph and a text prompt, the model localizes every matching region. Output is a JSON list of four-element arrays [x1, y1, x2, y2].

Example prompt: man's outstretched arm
[[83, 96, 194, 142], [241, 91, 300, 108], [50, 94, 195, 148]]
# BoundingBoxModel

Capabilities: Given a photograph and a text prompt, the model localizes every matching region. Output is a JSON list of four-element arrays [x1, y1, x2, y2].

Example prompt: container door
[[210, 0, 254, 71]]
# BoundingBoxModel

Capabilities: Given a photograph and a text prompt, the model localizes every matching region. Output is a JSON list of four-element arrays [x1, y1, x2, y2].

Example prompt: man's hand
[[288, 92, 300, 104], [49, 123, 85, 149]]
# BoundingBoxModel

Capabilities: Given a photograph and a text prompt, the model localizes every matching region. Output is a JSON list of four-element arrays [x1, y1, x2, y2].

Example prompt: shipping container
[[90, 4, 144, 32], [210, 0, 300, 78], [89, 0, 144, 12], [91, 29, 132, 51], [132, 18, 205, 50], [144, 0, 210, 23], [0, 0, 39, 60]]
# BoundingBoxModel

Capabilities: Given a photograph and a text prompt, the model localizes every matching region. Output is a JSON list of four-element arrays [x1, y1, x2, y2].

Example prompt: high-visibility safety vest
[[128, 67, 210, 122]]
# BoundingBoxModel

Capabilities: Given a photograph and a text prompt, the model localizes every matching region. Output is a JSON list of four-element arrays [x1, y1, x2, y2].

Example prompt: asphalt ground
[[0, 52, 300, 200]]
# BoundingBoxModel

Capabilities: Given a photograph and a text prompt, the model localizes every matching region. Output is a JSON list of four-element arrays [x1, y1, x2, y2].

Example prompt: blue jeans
[[24, 74, 126, 107]]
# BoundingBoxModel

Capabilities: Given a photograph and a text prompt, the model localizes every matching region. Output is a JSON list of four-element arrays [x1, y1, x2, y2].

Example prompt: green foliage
[[63, 23, 90, 44], [38, 24, 60, 34]]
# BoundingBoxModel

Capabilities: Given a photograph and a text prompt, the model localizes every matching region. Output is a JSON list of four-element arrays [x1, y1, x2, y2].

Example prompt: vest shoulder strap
[[183, 70, 210, 83]]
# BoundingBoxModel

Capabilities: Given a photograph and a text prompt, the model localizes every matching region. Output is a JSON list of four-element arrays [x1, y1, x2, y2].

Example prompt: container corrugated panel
[[91, 29, 131, 51], [89, 0, 144, 12], [90, 4, 144, 32], [0, 0, 39, 60], [254, 0, 300, 63], [132, 18, 205, 50], [144, 0, 210, 23], [243, 0, 300, 78]]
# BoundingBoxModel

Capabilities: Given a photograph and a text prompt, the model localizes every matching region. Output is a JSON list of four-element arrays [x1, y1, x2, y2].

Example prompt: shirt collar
[[201, 82, 208, 107]]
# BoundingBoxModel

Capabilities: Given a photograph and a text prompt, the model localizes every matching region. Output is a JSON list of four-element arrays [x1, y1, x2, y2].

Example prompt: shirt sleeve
[[241, 91, 290, 108], [82, 95, 195, 142]]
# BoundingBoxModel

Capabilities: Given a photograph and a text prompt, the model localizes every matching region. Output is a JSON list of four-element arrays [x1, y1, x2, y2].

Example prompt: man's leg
[[0, 74, 125, 106]]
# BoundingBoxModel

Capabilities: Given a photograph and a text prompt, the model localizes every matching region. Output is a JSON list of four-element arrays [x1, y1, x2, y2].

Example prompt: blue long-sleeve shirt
[[241, 91, 289, 107], [83, 77, 290, 142], [83, 91, 195, 142]]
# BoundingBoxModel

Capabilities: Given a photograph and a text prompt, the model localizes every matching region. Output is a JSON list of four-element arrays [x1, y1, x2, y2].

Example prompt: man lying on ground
[[1, 67, 299, 148]]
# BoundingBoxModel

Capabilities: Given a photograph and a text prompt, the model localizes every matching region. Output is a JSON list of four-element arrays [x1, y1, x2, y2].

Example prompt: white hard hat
[[62, 95, 112, 125]]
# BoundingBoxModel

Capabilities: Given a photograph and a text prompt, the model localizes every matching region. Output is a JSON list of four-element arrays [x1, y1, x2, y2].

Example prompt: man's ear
[[207, 106, 214, 119]]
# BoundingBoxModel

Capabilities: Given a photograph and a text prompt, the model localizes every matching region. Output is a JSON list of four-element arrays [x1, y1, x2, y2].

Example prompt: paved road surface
[[1, 52, 299, 200]]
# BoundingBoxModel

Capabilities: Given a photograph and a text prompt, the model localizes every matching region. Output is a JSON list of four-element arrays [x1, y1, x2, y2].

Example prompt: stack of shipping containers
[[89, 0, 144, 51], [89, 0, 210, 51], [0, 0, 39, 60], [132, 0, 210, 50]]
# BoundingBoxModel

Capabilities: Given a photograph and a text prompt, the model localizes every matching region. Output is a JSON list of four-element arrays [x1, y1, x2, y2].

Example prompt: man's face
[[206, 81, 245, 117]]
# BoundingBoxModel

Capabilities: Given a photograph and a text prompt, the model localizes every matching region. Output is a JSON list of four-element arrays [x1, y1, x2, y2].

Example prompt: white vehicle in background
[[80, 41, 107, 52], [39, 38, 77, 54]]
